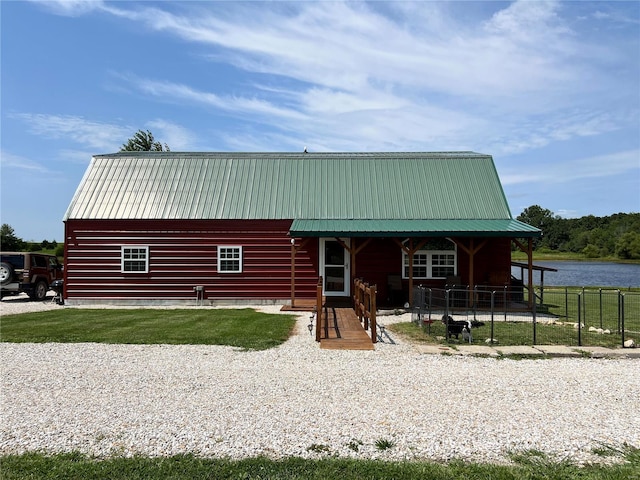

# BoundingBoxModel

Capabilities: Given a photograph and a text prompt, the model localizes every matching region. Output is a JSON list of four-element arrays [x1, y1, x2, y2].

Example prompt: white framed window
[[121, 246, 149, 273], [218, 246, 242, 273], [402, 239, 456, 279]]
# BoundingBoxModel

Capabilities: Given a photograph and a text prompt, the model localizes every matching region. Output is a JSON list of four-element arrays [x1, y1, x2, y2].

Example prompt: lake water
[[511, 261, 640, 288]]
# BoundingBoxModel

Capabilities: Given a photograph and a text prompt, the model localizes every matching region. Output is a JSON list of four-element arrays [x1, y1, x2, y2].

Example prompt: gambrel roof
[[64, 152, 540, 237]]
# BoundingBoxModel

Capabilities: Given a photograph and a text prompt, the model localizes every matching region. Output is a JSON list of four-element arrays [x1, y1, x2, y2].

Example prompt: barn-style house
[[62, 152, 540, 306]]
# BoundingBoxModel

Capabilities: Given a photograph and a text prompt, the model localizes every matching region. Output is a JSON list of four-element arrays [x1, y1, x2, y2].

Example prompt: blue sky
[[1, 0, 639, 242]]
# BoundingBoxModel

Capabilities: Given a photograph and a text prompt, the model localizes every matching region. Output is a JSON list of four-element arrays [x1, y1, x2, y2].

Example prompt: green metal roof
[[289, 219, 541, 238], [64, 152, 540, 237]]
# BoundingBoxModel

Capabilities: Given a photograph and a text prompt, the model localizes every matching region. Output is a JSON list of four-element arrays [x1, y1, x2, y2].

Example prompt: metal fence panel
[[410, 286, 639, 348]]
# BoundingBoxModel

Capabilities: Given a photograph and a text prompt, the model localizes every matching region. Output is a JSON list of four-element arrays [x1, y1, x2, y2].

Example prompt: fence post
[[533, 294, 537, 345], [577, 293, 582, 347], [617, 290, 622, 334], [599, 288, 603, 329], [582, 287, 586, 328], [621, 293, 625, 348], [490, 291, 495, 344], [503, 286, 507, 322], [473, 285, 477, 321], [564, 287, 569, 320], [445, 289, 450, 342], [426, 288, 432, 335]]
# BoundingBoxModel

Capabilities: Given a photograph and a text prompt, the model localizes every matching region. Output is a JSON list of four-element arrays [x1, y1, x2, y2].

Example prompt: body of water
[[511, 261, 640, 288]]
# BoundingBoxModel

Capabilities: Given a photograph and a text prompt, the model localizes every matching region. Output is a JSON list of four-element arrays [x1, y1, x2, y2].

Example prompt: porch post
[[468, 238, 475, 305], [408, 248, 414, 307], [351, 238, 357, 292], [527, 237, 534, 307], [290, 239, 296, 308]]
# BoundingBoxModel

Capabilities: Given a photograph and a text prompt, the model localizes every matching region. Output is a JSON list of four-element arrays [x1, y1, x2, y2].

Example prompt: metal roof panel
[[64, 152, 519, 223]]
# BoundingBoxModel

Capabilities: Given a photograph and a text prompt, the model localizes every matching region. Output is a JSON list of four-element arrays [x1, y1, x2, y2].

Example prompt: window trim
[[218, 245, 243, 274], [121, 246, 149, 273], [402, 248, 457, 280]]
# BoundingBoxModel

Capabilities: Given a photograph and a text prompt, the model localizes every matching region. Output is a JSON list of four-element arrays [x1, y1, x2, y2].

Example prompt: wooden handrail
[[315, 276, 323, 342], [353, 278, 377, 343]]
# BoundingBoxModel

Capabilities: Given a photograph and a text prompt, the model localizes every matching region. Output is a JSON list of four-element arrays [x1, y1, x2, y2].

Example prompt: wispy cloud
[[11, 112, 200, 154], [96, 1, 635, 154], [113, 73, 307, 122], [501, 149, 640, 186], [106, 0, 598, 103], [10, 113, 131, 152], [145, 119, 196, 151], [28, 0, 106, 17], [26, 1, 639, 157], [0, 150, 54, 174], [592, 9, 640, 26]]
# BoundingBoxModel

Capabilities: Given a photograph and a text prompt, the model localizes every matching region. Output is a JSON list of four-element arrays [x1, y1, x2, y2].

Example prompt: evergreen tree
[[0, 224, 25, 251], [120, 130, 170, 152]]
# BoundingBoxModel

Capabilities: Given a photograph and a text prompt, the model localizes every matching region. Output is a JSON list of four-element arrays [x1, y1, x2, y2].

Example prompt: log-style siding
[[64, 219, 318, 303]]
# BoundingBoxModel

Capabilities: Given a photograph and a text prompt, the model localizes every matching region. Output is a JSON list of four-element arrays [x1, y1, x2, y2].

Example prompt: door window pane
[[325, 266, 345, 292], [325, 241, 344, 265]]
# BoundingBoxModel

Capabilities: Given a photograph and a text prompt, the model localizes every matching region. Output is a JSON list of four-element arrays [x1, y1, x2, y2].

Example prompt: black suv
[[0, 252, 63, 301]]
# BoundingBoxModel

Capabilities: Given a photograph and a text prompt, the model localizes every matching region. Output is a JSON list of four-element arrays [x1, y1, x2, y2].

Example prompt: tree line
[[517, 206, 640, 259], [0, 224, 64, 256]]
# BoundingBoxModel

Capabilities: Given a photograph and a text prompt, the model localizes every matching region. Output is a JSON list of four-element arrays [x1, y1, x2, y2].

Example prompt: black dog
[[441, 315, 471, 339]]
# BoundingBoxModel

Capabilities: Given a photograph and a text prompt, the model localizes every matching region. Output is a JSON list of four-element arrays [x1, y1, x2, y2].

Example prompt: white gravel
[[1, 294, 639, 465]]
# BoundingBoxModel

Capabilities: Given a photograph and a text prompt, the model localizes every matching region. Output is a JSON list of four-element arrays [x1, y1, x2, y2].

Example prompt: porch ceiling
[[289, 219, 541, 238]]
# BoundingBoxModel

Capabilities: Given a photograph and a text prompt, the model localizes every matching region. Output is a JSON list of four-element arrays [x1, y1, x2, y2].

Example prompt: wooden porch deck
[[281, 299, 317, 312], [320, 307, 374, 350]]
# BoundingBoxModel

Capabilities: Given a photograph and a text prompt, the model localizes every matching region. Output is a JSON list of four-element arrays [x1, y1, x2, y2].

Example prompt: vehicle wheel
[[0, 262, 13, 286], [31, 280, 48, 301]]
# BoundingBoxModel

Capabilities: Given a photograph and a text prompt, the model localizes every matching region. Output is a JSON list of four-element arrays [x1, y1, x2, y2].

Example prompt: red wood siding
[[64, 219, 515, 304], [351, 237, 514, 306], [352, 239, 403, 304], [64, 219, 319, 301]]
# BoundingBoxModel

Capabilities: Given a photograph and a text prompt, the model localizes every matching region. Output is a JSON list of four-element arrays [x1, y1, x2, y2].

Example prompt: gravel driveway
[[1, 295, 639, 464]]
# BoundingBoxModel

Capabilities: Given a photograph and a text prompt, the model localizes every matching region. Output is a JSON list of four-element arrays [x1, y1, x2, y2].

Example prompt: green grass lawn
[[392, 287, 639, 348], [390, 316, 628, 348], [0, 308, 296, 350], [1, 449, 638, 480]]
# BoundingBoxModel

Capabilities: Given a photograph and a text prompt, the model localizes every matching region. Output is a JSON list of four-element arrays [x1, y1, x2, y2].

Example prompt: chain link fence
[[411, 285, 639, 347]]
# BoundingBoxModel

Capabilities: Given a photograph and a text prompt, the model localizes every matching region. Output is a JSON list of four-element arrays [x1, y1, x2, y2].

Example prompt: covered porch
[[286, 219, 542, 311]]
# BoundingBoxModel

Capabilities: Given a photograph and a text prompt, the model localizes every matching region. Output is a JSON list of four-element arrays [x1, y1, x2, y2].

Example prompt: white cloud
[[592, 9, 640, 26], [0, 150, 54, 174], [113, 0, 586, 102], [97, 1, 635, 155], [11, 113, 130, 152], [554, 209, 580, 219], [28, 0, 106, 17], [501, 149, 640, 186], [12, 112, 204, 154], [58, 149, 98, 164], [145, 119, 196, 151], [24, 1, 639, 158], [114, 73, 310, 124]]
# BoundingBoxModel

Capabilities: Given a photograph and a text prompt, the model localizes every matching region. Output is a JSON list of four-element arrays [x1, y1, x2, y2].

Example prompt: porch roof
[[289, 218, 541, 238]]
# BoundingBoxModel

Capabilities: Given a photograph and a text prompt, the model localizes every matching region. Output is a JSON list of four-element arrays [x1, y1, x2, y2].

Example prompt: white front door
[[320, 238, 350, 296]]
